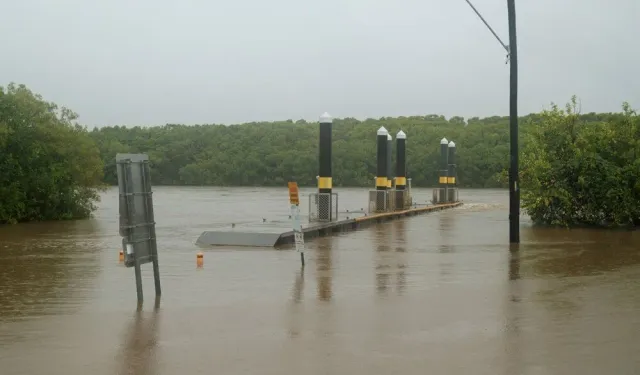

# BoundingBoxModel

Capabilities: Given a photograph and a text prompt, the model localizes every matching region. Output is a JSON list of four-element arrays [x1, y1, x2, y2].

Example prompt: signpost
[[288, 182, 306, 267], [116, 153, 161, 304]]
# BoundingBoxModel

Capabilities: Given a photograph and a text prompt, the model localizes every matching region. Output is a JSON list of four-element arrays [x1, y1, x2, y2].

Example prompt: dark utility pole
[[507, 0, 519, 244], [463, 0, 519, 243]]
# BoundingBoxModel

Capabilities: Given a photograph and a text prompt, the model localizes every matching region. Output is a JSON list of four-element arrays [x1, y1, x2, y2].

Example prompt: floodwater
[[1, 187, 639, 375]]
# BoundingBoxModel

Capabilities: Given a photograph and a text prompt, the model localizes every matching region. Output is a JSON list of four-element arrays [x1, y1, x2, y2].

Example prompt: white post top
[[448, 141, 456, 147], [440, 137, 449, 144], [387, 134, 392, 141], [377, 126, 388, 136], [319, 112, 332, 123], [396, 130, 406, 139]]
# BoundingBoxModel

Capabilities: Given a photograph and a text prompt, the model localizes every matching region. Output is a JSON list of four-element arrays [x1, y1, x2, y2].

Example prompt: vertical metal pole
[[447, 141, 457, 202], [376, 127, 389, 211], [386, 134, 393, 209], [288, 181, 305, 267], [507, 0, 520, 243], [439, 138, 449, 204], [141, 161, 161, 297], [386, 134, 393, 190], [318, 112, 333, 221], [395, 130, 407, 209], [124, 160, 144, 304], [120, 160, 134, 267], [134, 260, 143, 303]]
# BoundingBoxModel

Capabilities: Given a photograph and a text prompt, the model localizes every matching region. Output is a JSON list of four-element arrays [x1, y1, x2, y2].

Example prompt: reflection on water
[[1, 187, 639, 375], [374, 224, 391, 295], [523, 226, 640, 278], [438, 211, 455, 282], [292, 269, 304, 304], [509, 250, 520, 282], [438, 210, 455, 254], [315, 236, 333, 302], [393, 220, 407, 295], [117, 297, 161, 375], [0, 220, 101, 321], [287, 269, 305, 338], [373, 220, 408, 296], [504, 250, 523, 375]]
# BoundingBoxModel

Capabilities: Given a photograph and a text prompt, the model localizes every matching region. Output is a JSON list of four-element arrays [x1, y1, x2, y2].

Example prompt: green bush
[[0, 83, 105, 224], [519, 97, 640, 227]]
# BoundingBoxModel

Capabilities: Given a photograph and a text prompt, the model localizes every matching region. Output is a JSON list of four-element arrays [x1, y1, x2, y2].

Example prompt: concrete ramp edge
[[196, 231, 283, 248]]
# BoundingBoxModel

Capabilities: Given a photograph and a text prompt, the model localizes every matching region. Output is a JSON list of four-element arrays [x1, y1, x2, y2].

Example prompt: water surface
[[0, 187, 638, 374]]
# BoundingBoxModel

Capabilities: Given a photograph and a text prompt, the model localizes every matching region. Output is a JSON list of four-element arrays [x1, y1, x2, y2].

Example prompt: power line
[[463, 0, 510, 61]]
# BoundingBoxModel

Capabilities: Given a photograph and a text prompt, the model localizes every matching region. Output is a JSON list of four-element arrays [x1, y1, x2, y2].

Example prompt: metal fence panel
[[431, 187, 458, 204], [309, 192, 338, 222], [387, 189, 396, 211], [432, 188, 446, 204], [395, 190, 411, 211], [369, 190, 394, 213], [447, 188, 459, 203]]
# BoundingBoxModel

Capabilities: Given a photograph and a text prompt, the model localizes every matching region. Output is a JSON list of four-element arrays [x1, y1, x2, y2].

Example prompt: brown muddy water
[[0, 187, 639, 375]]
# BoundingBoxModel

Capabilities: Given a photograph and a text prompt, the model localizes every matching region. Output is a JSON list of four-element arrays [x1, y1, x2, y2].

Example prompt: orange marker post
[[196, 252, 204, 268]]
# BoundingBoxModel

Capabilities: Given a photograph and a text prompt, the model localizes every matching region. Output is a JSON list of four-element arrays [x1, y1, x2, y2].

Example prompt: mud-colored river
[[1, 187, 639, 374]]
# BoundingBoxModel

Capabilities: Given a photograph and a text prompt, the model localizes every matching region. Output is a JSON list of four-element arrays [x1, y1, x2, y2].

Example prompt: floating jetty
[[196, 202, 462, 248], [196, 112, 463, 248]]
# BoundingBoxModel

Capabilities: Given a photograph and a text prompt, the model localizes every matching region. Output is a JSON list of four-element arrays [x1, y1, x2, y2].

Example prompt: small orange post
[[196, 252, 204, 268], [118, 250, 124, 263]]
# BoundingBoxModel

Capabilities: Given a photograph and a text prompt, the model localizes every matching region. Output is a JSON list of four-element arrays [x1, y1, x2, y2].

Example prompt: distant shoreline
[[102, 184, 508, 190]]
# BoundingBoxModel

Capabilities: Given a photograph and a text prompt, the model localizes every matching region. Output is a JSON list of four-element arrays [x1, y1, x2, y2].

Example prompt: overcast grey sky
[[1, 0, 638, 127]]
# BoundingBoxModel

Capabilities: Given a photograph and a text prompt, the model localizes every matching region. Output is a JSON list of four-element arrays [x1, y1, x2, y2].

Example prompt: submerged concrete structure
[[196, 202, 462, 248]]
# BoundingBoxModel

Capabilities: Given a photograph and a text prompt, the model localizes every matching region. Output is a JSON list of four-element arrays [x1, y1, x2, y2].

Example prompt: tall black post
[[395, 130, 407, 209], [376, 127, 388, 211], [507, 0, 520, 243], [386, 134, 393, 190], [439, 137, 449, 204], [318, 112, 333, 221], [447, 141, 457, 203]]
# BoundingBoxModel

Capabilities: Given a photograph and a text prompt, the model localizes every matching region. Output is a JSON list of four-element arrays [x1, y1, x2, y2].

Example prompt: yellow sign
[[288, 182, 300, 205]]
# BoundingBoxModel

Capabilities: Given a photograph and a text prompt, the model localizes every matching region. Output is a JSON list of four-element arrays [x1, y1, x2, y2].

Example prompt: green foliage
[[5, 82, 633, 229], [518, 96, 640, 227], [90, 115, 517, 188], [0, 83, 105, 224], [90, 103, 638, 217]]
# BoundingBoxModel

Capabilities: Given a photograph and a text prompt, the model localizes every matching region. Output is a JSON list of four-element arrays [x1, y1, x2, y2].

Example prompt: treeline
[[2, 82, 637, 227], [89, 111, 625, 189], [0, 84, 104, 224]]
